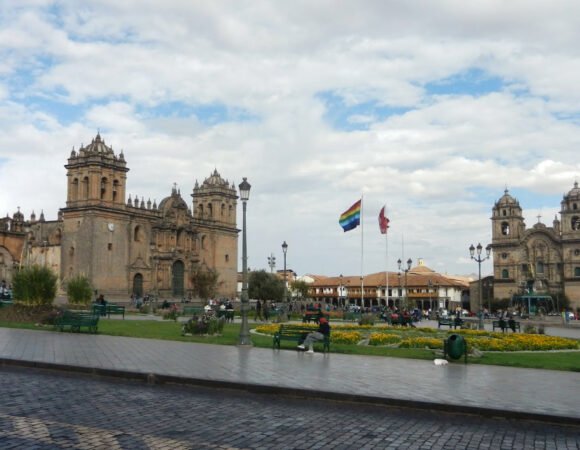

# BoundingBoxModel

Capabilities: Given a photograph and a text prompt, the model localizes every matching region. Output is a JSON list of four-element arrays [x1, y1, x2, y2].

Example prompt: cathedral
[[0, 134, 239, 301], [491, 183, 580, 311]]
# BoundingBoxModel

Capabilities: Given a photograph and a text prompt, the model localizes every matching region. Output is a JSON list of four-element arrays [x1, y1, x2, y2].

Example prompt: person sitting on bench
[[297, 318, 331, 354]]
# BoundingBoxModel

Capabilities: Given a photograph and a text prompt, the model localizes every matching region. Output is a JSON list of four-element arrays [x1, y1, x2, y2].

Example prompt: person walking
[[254, 299, 263, 321]]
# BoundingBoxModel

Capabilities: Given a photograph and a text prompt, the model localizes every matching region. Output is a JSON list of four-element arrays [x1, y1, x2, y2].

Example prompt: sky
[[1, 1, 580, 279]]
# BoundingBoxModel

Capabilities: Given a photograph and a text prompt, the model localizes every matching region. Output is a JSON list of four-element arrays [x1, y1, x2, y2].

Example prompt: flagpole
[[360, 193, 364, 310], [385, 205, 389, 309]]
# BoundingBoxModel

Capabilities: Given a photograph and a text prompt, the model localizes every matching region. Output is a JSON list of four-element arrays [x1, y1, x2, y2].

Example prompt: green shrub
[[358, 313, 376, 326], [12, 265, 57, 306], [66, 275, 93, 305], [182, 313, 225, 335]]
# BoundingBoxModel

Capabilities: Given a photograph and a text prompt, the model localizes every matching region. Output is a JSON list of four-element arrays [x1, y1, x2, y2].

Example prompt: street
[[0, 366, 578, 449]]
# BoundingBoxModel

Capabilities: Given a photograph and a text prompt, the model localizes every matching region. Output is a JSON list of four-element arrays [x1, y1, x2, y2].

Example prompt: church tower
[[559, 182, 580, 301], [65, 133, 129, 208], [61, 134, 131, 295], [491, 189, 526, 297], [191, 170, 239, 297]]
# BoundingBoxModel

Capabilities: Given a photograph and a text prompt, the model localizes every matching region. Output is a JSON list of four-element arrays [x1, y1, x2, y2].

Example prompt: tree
[[290, 279, 310, 301], [12, 265, 57, 306], [191, 266, 220, 300], [66, 275, 93, 305], [248, 270, 284, 301]]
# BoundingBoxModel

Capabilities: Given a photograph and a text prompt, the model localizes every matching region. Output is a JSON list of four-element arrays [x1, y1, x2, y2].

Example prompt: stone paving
[[1, 366, 579, 449], [0, 327, 578, 424]]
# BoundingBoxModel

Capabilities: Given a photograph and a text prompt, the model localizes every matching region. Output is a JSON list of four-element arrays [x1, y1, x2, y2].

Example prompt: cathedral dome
[[158, 187, 188, 213], [203, 169, 229, 187], [565, 181, 580, 200], [496, 189, 519, 207], [79, 133, 115, 158]]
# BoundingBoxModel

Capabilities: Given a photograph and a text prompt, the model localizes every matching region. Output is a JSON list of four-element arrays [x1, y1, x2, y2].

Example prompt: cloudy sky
[[1, 1, 580, 279]]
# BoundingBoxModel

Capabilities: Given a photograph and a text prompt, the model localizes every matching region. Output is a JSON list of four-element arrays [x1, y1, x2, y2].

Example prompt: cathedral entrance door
[[133, 273, 143, 298], [172, 261, 185, 298]]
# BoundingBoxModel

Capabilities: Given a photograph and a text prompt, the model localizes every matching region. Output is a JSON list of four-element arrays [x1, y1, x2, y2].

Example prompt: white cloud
[[1, 1, 580, 278]]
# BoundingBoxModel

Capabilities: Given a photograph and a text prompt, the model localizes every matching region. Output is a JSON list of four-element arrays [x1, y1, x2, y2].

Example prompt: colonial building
[[308, 262, 470, 312], [0, 134, 239, 301], [490, 184, 580, 310]]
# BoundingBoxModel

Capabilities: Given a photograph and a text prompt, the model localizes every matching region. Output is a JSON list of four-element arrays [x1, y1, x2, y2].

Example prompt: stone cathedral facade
[[491, 184, 580, 310], [0, 134, 239, 301]]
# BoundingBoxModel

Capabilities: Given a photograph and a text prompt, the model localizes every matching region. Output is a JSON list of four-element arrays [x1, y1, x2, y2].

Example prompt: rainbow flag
[[339, 199, 362, 232]]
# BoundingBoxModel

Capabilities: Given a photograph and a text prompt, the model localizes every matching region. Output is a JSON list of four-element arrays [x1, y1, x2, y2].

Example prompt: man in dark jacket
[[297, 317, 330, 353]]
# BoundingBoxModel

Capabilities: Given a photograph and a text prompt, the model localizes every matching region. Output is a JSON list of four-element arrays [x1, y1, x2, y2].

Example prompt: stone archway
[[172, 260, 185, 298], [132, 273, 143, 298]]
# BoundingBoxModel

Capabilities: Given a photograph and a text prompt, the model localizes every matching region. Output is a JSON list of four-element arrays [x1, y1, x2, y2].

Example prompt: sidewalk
[[0, 326, 578, 425]]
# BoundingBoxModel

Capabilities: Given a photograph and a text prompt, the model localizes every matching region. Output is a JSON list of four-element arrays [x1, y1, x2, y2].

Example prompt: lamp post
[[238, 177, 252, 346], [428, 279, 433, 317], [282, 240, 288, 320], [469, 242, 491, 331], [339, 274, 343, 308], [267, 253, 276, 273], [397, 258, 412, 310]]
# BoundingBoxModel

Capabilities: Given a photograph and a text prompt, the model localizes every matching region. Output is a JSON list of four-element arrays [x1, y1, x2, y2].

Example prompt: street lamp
[[267, 253, 276, 273], [238, 177, 252, 346], [469, 242, 491, 330], [428, 279, 433, 317], [339, 274, 343, 308], [282, 240, 288, 320], [397, 258, 412, 310]]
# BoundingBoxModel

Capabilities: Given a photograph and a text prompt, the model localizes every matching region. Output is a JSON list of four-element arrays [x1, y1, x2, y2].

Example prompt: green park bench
[[438, 317, 463, 329], [55, 310, 99, 333], [343, 311, 362, 322], [0, 300, 14, 308], [92, 303, 125, 319], [182, 306, 204, 316], [273, 324, 330, 353], [493, 319, 520, 333], [302, 311, 325, 323]]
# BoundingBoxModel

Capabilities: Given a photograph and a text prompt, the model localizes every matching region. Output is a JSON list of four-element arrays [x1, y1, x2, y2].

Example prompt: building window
[[575, 267, 580, 277], [225, 254, 229, 262], [134, 226, 141, 242], [113, 180, 119, 201], [108, 243, 112, 251], [501, 269, 509, 279], [502, 252, 508, 259], [536, 261, 544, 274], [572, 216, 580, 230], [100, 177, 108, 200], [501, 221, 510, 235]]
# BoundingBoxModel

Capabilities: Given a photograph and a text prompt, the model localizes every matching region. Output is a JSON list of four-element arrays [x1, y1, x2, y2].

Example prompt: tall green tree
[[290, 279, 310, 301], [66, 275, 93, 305], [12, 265, 57, 306], [248, 270, 284, 301], [191, 266, 220, 300]]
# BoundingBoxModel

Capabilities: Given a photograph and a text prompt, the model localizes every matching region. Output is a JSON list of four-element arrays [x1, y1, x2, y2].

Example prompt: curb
[[2, 357, 578, 427]]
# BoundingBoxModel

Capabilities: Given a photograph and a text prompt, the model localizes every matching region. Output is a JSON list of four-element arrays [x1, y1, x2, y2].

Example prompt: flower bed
[[254, 322, 580, 352]]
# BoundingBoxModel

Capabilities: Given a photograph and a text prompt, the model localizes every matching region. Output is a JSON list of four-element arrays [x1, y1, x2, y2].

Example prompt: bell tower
[[491, 189, 525, 243], [65, 133, 129, 209]]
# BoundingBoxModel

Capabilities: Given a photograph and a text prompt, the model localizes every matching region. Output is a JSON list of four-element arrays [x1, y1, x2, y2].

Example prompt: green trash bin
[[444, 333, 467, 362]]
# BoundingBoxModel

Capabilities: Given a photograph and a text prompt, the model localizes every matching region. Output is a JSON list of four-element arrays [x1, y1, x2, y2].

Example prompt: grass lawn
[[0, 319, 578, 371]]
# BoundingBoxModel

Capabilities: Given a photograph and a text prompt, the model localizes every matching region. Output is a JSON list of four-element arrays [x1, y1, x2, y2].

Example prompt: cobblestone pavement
[[0, 328, 578, 423], [1, 366, 578, 450]]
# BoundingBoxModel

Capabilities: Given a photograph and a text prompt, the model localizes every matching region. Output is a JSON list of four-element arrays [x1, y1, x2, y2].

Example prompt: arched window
[[100, 177, 108, 200], [113, 180, 119, 202], [502, 209, 507, 217], [134, 226, 141, 242], [536, 261, 544, 274], [501, 269, 509, 279], [201, 235, 207, 250], [501, 222, 510, 235], [82, 177, 89, 199], [198, 204, 204, 218], [221, 203, 225, 217], [229, 205, 233, 218], [572, 216, 580, 230], [72, 178, 79, 201], [207, 203, 213, 218], [133, 273, 143, 298]]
